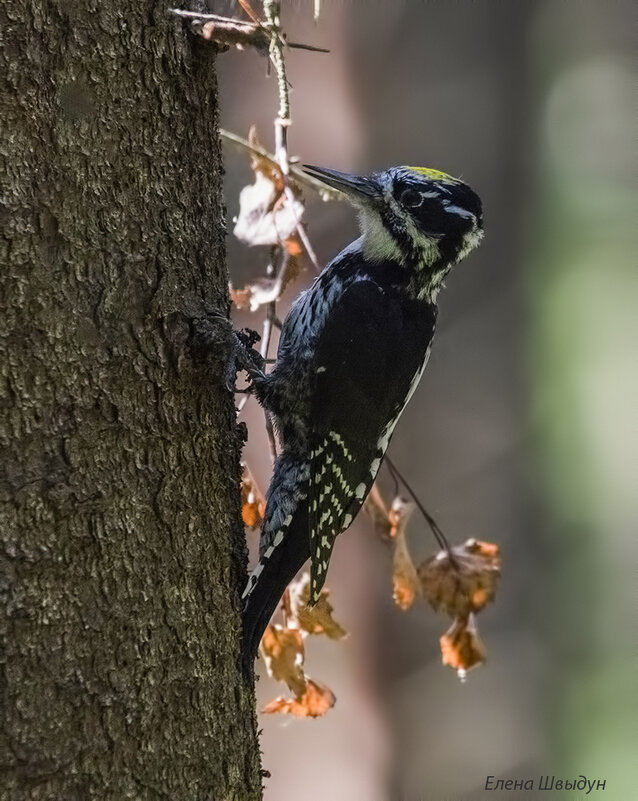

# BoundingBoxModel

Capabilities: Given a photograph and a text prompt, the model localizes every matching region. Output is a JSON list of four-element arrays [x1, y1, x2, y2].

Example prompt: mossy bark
[[0, 2, 261, 798]]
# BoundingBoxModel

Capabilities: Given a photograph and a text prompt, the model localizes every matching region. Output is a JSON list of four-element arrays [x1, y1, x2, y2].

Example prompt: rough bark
[[0, 2, 261, 799]]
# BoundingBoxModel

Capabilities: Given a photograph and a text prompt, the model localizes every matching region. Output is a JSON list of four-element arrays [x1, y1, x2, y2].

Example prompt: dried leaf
[[229, 277, 281, 311], [247, 126, 283, 189], [440, 613, 486, 679], [287, 574, 347, 639], [363, 483, 392, 537], [241, 467, 265, 530], [234, 174, 304, 247], [260, 625, 306, 697], [233, 127, 304, 248], [229, 284, 253, 311], [392, 531, 419, 612], [418, 538, 501, 618], [278, 235, 305, 294], [284, 233, 303, 258], [261, 679, 336, 718], [388, 495, 415, 539]]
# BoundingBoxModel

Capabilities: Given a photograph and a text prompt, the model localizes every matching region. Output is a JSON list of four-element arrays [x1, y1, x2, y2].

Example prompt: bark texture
[[1, 2, 261, 799]]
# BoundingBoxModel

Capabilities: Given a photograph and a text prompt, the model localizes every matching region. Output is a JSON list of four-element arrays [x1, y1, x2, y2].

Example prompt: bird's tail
[[241, 501, 310, 673]]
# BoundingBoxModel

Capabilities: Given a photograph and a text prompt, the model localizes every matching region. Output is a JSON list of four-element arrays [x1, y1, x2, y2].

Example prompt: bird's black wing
[[307, 278, 436, 601]]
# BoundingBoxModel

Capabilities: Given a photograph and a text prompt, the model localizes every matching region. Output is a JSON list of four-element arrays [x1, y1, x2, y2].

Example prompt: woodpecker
[[240, 164, 484, 667]]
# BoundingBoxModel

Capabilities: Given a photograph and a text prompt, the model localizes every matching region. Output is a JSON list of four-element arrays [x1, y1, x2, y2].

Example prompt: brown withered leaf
[[260, 625, 306, 697], [229, 277, 281, 311], [287, 573, 347, 639], [418, 538, 501, 618], [278, 235, 305, 294], [363, 483, 392, 538], [240, 467, 265, 530], [247, 126, 283, 189], [261, 679, 336, 718], [284, 233, 303, 258], [391, 510, 419, 612], [233, 127, 304, 248], [440, 613, 486, 679], [229, 284, 253, 311], [388, 496, 415, 539]]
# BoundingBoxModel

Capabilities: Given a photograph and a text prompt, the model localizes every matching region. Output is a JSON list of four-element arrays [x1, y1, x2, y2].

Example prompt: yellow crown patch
[[406, 166, 456, 182]]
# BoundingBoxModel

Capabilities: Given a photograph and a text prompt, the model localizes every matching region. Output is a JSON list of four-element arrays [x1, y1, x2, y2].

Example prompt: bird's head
[[303, 164, 484, 298]]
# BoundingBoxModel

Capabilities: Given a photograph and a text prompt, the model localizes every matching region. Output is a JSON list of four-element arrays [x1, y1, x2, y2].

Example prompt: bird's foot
[[190, 309, 266, 393]]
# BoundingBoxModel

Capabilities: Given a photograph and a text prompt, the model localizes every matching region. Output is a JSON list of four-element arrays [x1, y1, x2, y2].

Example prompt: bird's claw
[[220, 326, 266, 395], [231, 329, 266, 375], [189, 308, 266, 392]]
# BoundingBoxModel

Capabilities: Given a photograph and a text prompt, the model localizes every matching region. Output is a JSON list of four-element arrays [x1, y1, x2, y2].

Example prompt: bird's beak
[[303, 165, 380, 205]]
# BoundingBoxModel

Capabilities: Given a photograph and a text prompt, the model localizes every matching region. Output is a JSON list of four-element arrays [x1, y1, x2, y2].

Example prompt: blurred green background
[[217, 1, 636, 798]]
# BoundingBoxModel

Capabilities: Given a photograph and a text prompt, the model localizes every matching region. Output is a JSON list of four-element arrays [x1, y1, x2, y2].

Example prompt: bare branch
[[169, 8, 328, 54], [220, 128, 341, 201], [385, 457, 454, 557]]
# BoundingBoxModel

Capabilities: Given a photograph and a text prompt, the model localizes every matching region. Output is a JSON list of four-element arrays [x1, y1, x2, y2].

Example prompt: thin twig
[[237, 0, 261, 24], [260, 253, 280, 463], [265, 0, 322, 282], [247, 1, 291, 467], [385, 457, 453, 556], [229, 5, 322, 475], [170, 9, 245, 23], [295, 222, 320, 273], [237, 392, 250, 414], [170, 8, 328, 53], [220, 128, 342, 200], [286, 42, 330, 53], [237, 0, 329, 51], [260, 312, 274, 362], [264, 1, 290, 123]]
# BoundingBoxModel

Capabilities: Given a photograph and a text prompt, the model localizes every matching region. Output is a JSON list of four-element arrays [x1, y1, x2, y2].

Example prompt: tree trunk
[[1, 2, 261, 799]]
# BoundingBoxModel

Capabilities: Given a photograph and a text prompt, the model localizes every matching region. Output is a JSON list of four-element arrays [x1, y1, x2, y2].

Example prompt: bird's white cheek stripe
[[442, 203, 474, 220]]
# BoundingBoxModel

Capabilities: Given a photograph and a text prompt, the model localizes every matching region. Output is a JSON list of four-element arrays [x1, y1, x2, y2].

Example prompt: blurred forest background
[[217, 1, 635, 799]]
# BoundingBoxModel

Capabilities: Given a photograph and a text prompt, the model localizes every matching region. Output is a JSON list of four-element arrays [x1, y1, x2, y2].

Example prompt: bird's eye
[[400, 188, 423, 208]]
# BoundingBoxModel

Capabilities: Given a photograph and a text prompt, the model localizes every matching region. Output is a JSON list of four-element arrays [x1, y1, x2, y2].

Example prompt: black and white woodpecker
[[239, 164, 484, 667]]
